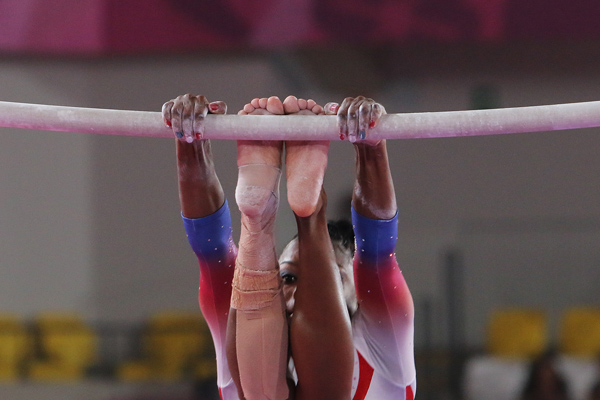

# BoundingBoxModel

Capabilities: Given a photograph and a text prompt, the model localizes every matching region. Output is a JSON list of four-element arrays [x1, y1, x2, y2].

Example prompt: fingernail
[[369, 120, 375, 128], [209, 103, 219, 112], [186, 136, 194, 143], [166, 120, 172, 128], [196, 132, 202, 140], [359, 130, 366, 140], [176, 131, 184, 139], [329, 103, 339, 112], [339, 133, 346, 141]]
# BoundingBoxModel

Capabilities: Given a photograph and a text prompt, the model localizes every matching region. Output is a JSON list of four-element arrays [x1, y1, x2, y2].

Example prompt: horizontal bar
[[1, 100, 600, 140]]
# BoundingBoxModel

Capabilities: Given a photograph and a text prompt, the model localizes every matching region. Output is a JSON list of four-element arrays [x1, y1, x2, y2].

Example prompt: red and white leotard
[[183, 201, 416, 399], [349, 207, 416, 399]]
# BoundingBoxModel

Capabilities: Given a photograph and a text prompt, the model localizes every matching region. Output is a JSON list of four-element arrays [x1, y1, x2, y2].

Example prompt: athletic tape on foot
[[235, 164, 281, 220]]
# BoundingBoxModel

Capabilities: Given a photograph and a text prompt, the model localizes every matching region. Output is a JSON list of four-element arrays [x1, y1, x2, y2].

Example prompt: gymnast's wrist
[[353, 139, 387, 157], [177, 138, 213, 160]]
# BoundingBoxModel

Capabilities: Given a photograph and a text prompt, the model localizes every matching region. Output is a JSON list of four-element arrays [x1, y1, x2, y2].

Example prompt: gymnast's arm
[[162, 94, 227, 218], [333, 97, 416, 389], [163, 95, 240, 398]]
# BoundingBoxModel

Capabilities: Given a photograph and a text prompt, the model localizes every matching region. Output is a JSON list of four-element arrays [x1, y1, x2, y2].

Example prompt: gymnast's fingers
[[323, 102, 339, 116], [192, 95, 209, 140], [162, 100, 174, 129], [336, 97, 353, 140], [356, 99, 387, 145], [357, 99, 372, 138], [346, 96, 366, 143], [170, 96, 186, 141], [371, 102, 386, 128], [180, 94, 196, 143], [208, 101, 227, 115]]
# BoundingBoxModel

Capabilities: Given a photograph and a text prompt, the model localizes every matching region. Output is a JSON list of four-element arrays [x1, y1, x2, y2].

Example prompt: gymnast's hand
[[162, 94, 227, 143], [324, 96, 386, 146]]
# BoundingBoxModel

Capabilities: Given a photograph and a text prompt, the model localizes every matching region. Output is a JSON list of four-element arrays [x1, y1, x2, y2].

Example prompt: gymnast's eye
[[281, 272, 297, 285]]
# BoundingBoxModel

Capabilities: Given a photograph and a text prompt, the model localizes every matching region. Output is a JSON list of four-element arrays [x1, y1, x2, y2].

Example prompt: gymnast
[[162, 94, 416, 399]]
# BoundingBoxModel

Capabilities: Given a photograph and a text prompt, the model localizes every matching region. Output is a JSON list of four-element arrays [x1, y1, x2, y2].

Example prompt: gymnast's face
[[278, 238, 358, 318]]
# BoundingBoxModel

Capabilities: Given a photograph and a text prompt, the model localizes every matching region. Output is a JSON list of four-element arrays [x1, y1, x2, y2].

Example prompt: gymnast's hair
[[289, 219, 355, 255], [327, 219, 355, 256]]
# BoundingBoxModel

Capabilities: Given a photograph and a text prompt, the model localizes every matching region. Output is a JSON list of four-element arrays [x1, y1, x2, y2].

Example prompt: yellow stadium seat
[[118, 311, 215, 382], [0, 314, 31, 381], [559, 307, 600, 358], [28, 313, 96, 381], [194, 358, 217, 381], [487, 308, 548, 358], [118, 361, 154, 381], [28, 361, 85, 381]]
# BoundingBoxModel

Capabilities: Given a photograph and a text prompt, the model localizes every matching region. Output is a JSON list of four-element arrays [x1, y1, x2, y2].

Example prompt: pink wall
[[1, 0, 599, 55]]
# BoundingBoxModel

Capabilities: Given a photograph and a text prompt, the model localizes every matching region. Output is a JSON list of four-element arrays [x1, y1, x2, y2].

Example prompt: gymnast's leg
[[289, 187, 355, 400], [226, 97, 290, 400], [273, 96, 353, 399]]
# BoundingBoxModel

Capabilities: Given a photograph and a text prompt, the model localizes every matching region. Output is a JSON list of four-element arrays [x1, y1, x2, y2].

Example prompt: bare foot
[[283, 95, 329, 218], [235, 97, 284, 221]]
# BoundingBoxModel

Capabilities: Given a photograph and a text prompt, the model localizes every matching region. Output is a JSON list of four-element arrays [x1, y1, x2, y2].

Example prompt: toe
[[266, 96, 284, 114], [312, 104, 324, 114], [297, 98, 307, 110], [283, 95, 300, 114], [250, 98, 261, 108]]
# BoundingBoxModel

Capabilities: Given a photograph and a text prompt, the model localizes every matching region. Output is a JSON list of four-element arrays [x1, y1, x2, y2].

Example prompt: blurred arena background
[[1, 1, 600, 399]]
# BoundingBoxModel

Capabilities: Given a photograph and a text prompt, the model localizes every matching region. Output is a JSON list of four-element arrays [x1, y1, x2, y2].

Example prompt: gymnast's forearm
[[352, 141, 397, 220], [176, 139, 225, 218]]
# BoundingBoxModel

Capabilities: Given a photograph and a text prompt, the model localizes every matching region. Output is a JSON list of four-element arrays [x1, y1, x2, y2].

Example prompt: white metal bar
[[1, 100, 600, 140]]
